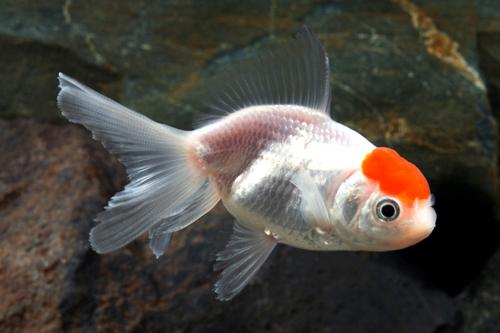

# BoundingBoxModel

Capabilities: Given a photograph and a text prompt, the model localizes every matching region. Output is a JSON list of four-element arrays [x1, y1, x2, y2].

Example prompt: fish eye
[[375, 198, 400, 222]]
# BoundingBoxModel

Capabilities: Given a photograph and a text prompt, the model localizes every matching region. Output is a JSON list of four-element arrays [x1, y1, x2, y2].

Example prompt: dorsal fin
[[207, 26, 331, 115]]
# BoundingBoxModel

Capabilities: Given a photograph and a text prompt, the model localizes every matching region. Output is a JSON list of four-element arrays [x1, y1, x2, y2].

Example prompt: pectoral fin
[[214, 222, 276, 301], [291, 170, 332, 231]]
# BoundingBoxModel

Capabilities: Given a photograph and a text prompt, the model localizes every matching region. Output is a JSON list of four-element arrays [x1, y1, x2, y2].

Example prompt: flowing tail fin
[[57, 73, 219, 255]]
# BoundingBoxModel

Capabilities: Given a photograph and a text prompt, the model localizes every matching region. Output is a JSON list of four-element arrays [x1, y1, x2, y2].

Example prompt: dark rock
[[478, 0, 500, 218], [440, 2, 500, 332], [0, 1, 311, 127], [0, 34, 122, 121], [479, 0, 500, 112], [444, 246, 500, 333], [1, 1, 497, 198]]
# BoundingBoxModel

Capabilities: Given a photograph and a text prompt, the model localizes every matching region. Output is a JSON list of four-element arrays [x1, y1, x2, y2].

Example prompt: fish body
[[194, 105, 373, 251], [57, 27, 436, 300]]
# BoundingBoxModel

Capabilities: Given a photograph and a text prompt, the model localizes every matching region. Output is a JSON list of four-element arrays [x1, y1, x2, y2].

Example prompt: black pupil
[[381, 204, 396, 218]]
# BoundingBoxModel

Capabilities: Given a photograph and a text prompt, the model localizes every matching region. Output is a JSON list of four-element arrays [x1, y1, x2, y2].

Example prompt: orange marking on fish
[[361, 147, 430, 205]]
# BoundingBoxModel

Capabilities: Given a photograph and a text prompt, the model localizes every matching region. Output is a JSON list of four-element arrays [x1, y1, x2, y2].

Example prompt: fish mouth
[[404, 224, 434, 245], [398, 206, 437, 248]]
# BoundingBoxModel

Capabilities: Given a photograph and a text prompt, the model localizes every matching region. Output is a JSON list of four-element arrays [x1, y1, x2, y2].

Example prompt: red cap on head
[[361, 147, 430, 206]]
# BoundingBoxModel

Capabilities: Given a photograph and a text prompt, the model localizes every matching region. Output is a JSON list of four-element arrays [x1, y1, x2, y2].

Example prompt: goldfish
[[57, 27, 436, 301]]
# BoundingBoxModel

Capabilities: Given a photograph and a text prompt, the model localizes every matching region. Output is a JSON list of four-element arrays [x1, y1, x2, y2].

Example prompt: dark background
[[1, 0, 499, 332]]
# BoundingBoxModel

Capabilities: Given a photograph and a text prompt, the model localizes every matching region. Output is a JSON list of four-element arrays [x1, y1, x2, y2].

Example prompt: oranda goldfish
[[57, 27, 436, 301]]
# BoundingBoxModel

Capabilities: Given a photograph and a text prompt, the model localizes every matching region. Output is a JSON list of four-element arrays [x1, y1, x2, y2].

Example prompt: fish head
[[354, 190, 436, 251], [336, 147, 436, 251]]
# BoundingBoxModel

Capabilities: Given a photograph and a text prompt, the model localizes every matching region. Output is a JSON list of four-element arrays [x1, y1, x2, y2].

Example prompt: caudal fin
[[57, 73, 219, 254]]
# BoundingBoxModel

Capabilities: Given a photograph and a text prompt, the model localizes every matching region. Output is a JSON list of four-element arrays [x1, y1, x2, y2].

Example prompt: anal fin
[[148, 230, 172, 259], [214, 222, 277, 301]]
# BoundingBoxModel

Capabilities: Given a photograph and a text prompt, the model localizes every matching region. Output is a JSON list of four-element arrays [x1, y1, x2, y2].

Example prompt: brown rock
[[0, 119, 125, 332]]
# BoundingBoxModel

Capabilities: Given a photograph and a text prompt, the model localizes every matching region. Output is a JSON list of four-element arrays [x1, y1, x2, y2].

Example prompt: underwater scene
[[1, 1, 500, 332]]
